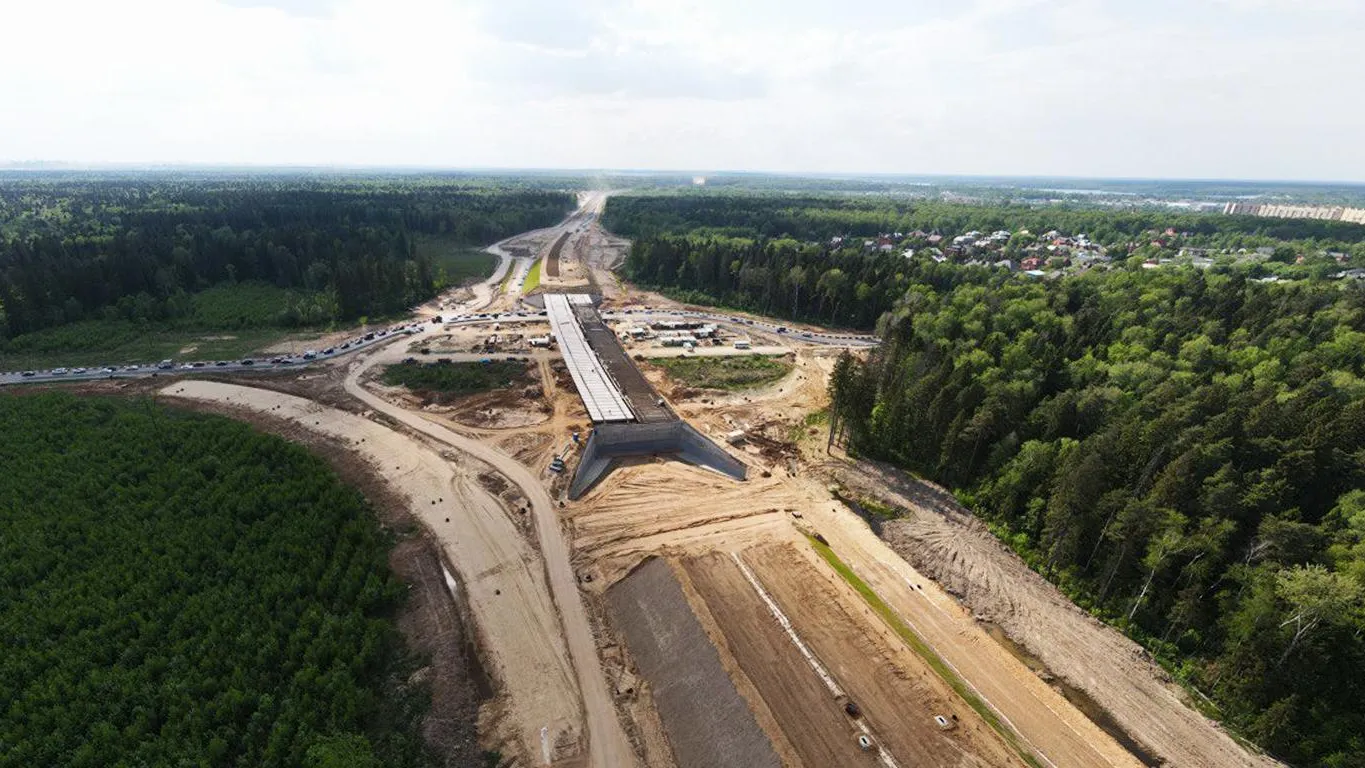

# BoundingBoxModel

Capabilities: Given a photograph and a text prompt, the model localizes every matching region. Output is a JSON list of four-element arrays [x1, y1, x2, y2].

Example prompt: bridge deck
[[544, 293, 634, 423]]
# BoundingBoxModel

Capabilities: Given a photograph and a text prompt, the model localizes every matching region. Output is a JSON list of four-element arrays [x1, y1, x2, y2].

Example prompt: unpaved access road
[[344, 338, 637, 768], [682, 552, 883, 768], [796, 474, 1146, 768], [746, 544, 1028, 768], [159, 380, 581, 763], [846, 463, 1282, 768]]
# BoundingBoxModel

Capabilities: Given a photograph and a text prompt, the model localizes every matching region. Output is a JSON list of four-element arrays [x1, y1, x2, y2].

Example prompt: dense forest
[[605, 192, 1365, 248], [0, 174, 574, 339], [623, 233, 969, 328], [827, 270, 1365, 765], [614, 193, 1365, 766], [0, 394, 431, 768]]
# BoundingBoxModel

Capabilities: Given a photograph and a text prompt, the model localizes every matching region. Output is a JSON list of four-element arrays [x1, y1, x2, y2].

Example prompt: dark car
[[215, 361, 228, 367], [21, 370, 36, 377], [241, 359, 254, 366], [364, 333, 375, 341], [270, 357, 284, 364]]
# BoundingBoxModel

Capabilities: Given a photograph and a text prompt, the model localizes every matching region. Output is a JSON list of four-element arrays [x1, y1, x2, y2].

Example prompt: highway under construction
[[543, 292, 746, 497], [157, 194, 1254, 768]]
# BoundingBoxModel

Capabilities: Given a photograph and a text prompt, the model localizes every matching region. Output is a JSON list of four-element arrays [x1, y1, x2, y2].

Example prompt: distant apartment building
[[1224, 202, 1365, 224]]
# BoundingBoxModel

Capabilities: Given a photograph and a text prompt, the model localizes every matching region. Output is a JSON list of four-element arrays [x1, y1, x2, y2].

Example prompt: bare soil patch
[[606, 558, 780, 768], [681, 553, 878, 768], [828, 458, 1277, 768], [746, 543, 1028, 767], [440, 387, 550, 429]]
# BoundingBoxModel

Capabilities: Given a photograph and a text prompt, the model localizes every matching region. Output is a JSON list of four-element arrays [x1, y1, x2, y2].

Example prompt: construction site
[[155, 192, 1282, 768]]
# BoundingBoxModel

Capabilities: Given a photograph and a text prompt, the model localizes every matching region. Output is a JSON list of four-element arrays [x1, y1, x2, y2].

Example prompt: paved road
[[0, 303, 874, 387], [0, 326, 422, 386]]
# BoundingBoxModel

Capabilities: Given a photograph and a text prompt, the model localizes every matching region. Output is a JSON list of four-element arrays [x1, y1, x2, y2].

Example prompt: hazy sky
[[1, 0, 1360, 179]]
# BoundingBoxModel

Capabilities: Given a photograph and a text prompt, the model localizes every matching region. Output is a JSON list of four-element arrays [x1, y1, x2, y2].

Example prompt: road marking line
[[731, 552, 901, 768]]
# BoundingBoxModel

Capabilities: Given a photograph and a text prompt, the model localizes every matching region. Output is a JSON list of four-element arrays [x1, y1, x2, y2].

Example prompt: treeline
[[829, 270, 1365, 765], [624, 233, 980, 329], [0, 175, 573, 338], [604, 193, 1365, 249], [0, 393, 431, 768]]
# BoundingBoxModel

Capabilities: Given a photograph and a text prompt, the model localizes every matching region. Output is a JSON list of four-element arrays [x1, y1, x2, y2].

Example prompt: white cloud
[[0, 0, 1359, 179]]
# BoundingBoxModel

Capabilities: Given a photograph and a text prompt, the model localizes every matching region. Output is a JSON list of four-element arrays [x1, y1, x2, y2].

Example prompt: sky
[[0, 0, 1360, 180]]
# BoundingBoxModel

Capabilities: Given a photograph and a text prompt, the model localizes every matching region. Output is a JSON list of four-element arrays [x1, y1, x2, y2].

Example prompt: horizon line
[[2, 161, 1364, 188]]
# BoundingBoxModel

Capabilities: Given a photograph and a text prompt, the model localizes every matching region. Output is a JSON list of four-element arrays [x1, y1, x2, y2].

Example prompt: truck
[[157, 359, 174, 370]]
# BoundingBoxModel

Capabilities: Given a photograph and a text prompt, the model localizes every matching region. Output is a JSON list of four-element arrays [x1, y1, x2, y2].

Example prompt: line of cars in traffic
[[2, 305, 877, 387], [0, 323, 425, 386]]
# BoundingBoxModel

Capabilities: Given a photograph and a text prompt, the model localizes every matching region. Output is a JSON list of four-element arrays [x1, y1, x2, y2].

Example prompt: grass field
[[522, 258, 544, 292], [417, 236, 499, 286], [0, 282, 341, 370], [0, 323, 298, 371], [651, 354, 793, 390], [381, 359, 529, 394], [187, 282, 327, 328]]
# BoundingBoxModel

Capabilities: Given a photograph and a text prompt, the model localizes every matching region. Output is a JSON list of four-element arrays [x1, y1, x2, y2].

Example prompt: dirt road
[[835, 461, 1281, 768], [344, 338, 638, 768], [682, 552, 882, 768], [159, 380, 582, 763]]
